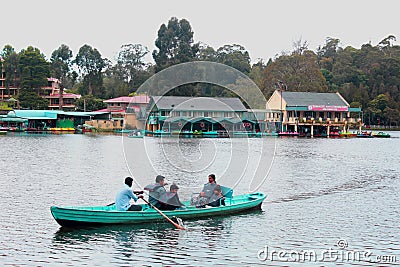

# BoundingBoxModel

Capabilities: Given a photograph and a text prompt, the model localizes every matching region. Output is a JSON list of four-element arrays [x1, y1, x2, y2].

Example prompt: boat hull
[[51, 192, 266, 228]]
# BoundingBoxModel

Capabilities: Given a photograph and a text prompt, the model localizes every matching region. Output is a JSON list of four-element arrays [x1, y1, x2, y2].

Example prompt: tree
[[116, 44, 151, 90], [18, 46, 50, 94], [317, 37, 340, 71], [103, 69, 129, 99], [197, 43, 218, 61], [153, 17, 199, 72], [75, 44, 106, 96], [262, 50, 328, 96], [1, 45, 19, 97], [216, 44, 251, 74], [50, 44, 73, 110], [17, 91, 49, 109], [75, 95, 106, 111], [249, 59, 266, 90]]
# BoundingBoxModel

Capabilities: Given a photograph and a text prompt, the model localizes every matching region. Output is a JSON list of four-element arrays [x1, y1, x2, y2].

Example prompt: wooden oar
[[141, 198, 186, 230]]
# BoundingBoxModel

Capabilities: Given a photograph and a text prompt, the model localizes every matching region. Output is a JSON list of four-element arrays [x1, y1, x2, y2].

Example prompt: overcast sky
[[1, 0, 399, 63]]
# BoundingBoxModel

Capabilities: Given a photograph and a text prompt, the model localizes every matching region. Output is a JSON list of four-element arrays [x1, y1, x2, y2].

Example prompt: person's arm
[[127, 189, 138, 202], [199, 184, 207, 197]]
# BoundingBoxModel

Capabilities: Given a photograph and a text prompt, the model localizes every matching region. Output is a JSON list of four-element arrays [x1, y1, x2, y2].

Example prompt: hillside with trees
[[0, 17, 399, 126]]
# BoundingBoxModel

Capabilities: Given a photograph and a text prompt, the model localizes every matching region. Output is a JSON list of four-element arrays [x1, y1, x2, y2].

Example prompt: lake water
[[0, 132, 399, 266]]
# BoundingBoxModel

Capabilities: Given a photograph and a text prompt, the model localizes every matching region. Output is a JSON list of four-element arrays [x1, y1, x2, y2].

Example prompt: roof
[[9, 110, 109, 119], [151, 96, 247, 112], [13, 110, 60, 119], [47, 77, 60, 83], [61, 111, 109, 117], [281, 92, 349, 107], [104, 95, 150, 104]]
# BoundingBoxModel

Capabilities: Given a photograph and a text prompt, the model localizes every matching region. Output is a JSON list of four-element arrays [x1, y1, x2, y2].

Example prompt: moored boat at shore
[[372, 131, 391, 138], [50, 192, 266, 228], [357, 131, 373, 138], [278, 131, 299, 137], [339, 131, 357, 138]]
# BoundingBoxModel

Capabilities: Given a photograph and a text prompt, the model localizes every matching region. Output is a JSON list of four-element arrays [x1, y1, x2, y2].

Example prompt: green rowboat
[[51, 192, 266, 228]]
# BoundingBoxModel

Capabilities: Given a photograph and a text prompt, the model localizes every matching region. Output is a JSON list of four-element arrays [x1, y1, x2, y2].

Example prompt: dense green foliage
[[74, 44, 107, 97], [75, 95, 106, 111], [18, 46, 50, 93], [1, 17, 399, 125], [17, 91, 49, 109], [50, 44, 75, 110], [153, 17, 199, 72]]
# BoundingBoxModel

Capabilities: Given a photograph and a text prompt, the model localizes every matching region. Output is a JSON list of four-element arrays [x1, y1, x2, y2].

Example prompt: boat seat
[[221, 186, 233, 205]]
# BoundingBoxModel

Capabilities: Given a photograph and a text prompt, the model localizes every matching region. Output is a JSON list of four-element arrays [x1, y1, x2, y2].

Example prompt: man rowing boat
[[115, 177, 144, 211]]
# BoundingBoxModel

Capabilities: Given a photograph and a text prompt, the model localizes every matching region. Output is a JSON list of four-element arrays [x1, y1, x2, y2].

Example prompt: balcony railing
[[285, 117, 362, 124]]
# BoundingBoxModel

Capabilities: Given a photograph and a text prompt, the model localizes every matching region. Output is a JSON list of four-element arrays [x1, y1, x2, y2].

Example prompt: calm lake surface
[[0, 132, 399, 266]]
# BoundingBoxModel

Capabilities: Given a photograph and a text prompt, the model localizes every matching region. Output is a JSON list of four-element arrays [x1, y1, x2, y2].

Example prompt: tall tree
[[75, 44, 106, 96], [197, 43, 217, 61], [18, 46, 50, 94], [1, 45, 19, 97], [17, 91, 49, 109], [116, 44, 151, 90], [153, 17, 199, 72], [216, 44, 251, 74], [50, 44, 73, 110], [262, 50, 328, 96]]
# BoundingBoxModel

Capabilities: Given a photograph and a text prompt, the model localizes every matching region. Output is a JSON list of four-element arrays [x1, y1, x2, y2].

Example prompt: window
[[319, 112, 324, 119], [327, 112, 332, 118], [335, 112, 340, 119], [161, 110, 170, 116]]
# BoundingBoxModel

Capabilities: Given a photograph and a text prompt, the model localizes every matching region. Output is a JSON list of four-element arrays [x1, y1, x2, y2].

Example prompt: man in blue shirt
[[115, 177, 143, 211]]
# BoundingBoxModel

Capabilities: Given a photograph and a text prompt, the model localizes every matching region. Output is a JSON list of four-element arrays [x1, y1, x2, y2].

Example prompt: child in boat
[[159, 184, 185, 210], [207, 185, 225, 207]]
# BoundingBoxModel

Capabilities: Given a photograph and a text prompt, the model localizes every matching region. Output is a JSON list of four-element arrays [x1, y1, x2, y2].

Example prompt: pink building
[[102, 95, 150, 115]]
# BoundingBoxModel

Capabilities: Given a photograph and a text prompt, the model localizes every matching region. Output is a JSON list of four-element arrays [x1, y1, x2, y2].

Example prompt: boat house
[[145, 96, 263, 135], [0, 110, 110, 131], [266, 90, 363, 136]]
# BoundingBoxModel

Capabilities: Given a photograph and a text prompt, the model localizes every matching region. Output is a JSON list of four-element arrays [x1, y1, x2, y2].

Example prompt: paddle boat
[[372, 131, 391, 138], [114, 129, 134, 134], [153, 129, 171, 136], [50, 191, 266, 228], [339, 131, 357, 138], [278, 131, 299, 137], [356, 131, 373, 138], [127, 129, 145, 138]]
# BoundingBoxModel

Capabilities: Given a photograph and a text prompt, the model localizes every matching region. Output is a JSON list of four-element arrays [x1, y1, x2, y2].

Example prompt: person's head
[[156, 175, 165, 185], [208, 174, 216, 184], [170, 184, 179, 193], [125, 177, 134, 187], [214, 185, 222, 195]]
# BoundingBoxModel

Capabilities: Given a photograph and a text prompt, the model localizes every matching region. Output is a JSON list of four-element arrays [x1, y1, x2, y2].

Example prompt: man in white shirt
[[115, 177, 143, 211]]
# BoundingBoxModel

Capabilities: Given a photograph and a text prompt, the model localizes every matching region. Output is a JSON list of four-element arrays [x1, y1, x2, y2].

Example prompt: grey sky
[[1, 0, 399, 63]]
